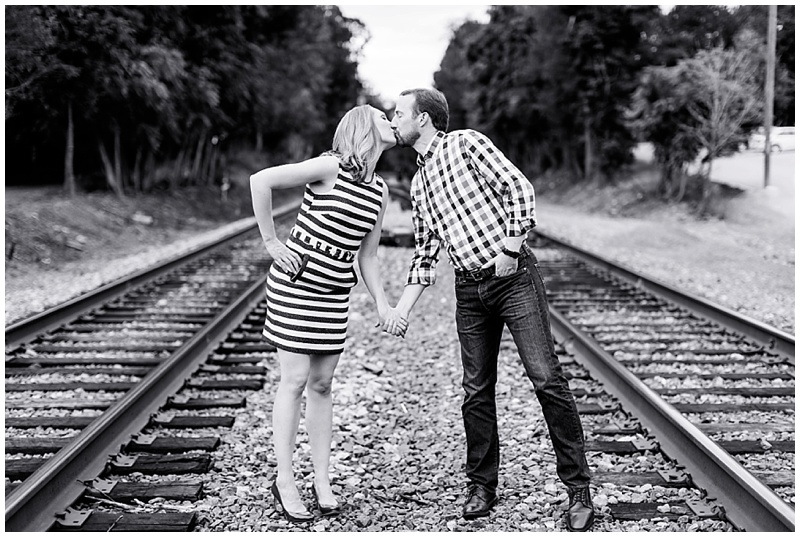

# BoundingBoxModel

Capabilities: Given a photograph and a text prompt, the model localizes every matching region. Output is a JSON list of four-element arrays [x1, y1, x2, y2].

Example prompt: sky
[[337, 5, 491, 105]]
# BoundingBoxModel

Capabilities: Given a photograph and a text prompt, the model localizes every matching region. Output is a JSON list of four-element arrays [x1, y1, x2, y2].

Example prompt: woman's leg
[[272, 349, 312, 514], [306, 352, 341, 506]]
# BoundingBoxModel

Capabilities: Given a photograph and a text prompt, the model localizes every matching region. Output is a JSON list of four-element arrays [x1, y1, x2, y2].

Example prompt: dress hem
[[262, 333, 345, 356]]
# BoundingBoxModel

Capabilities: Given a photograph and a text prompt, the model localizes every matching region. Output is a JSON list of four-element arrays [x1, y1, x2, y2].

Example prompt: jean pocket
[[496, 262, 527, 280]]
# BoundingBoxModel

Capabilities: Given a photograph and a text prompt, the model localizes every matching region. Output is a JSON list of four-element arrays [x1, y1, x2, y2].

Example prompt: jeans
[[454, 244, 591, 491]]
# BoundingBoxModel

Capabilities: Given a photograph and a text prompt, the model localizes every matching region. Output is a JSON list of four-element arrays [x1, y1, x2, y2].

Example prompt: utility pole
[[764, 5, 777, 188]]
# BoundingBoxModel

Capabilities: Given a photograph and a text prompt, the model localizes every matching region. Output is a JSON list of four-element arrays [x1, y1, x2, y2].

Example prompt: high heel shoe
[[271, 482, 314, 523], [311, 485, 341, 517]]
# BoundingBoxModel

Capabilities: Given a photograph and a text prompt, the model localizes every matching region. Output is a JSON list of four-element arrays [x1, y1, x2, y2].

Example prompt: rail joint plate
[[55, 507, 93, 527]]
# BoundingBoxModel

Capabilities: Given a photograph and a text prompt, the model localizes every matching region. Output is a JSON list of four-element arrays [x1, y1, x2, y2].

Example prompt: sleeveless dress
[[263, 158, 385, 355]]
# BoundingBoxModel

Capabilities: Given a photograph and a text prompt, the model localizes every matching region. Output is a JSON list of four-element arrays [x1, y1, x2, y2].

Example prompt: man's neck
[[413, 130, 437, 155]]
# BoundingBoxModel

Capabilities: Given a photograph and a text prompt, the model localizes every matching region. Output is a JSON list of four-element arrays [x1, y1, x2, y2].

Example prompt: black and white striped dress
[[263, 160, 384, 355]]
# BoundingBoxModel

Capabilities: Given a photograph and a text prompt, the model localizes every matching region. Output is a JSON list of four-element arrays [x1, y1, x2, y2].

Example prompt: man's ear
[[418, 111, 428, 128]]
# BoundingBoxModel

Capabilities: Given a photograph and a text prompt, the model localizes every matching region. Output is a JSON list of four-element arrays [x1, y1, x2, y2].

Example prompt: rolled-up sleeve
[[406, 189, 440, 286], [462, 130, 537, 237]]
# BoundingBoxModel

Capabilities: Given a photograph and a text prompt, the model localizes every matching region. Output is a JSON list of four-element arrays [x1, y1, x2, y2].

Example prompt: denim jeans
[[454, 244, 591, 491]]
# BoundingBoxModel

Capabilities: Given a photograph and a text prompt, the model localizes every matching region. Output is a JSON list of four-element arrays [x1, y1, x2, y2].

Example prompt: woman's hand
[[378, 306, 408, 338], [264, 238, 302, 275]]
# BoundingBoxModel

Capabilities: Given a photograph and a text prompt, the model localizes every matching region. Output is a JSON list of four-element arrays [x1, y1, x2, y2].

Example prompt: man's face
[[391, 94, 421, 148]]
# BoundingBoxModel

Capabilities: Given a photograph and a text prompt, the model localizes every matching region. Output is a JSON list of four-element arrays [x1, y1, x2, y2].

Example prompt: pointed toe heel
[[271, 482, 314, 523], [312, 485, 341, 517]]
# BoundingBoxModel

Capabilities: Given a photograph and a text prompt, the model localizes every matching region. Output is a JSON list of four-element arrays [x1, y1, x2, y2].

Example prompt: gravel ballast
[[186, 246, 732, 531], [5, 196, 792, 530]]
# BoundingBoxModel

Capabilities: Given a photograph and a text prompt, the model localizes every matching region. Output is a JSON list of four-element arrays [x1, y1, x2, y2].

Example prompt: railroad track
[[5, 189, 794, 531], [530, 230, 794, 532], [4, 203, 299, 531]]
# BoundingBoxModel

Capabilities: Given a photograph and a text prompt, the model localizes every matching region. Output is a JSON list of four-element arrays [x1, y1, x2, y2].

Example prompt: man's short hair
[[400, 88, 449, 132]]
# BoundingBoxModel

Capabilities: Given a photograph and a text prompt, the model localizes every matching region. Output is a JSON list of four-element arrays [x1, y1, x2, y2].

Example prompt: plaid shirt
[[406, 129, 537, 286]]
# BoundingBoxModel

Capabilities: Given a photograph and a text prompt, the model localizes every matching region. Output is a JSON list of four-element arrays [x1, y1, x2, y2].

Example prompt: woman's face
[[371, 107, 397, 149]]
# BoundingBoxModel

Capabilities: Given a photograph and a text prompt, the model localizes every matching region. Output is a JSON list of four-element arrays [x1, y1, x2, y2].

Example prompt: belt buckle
[[460, 267, 491, 282]]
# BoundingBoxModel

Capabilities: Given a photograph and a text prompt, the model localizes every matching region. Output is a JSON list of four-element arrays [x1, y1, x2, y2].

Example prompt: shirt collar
[[416, 131, 445, 167]]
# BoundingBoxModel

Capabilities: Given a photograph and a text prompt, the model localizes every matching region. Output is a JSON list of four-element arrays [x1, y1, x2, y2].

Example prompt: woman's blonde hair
[[329, 105, 380, 184]]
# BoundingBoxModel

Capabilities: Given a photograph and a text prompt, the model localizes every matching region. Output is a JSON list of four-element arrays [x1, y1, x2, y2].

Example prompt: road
[[708, 150, 794, 192], [634, 144, 795, 220]]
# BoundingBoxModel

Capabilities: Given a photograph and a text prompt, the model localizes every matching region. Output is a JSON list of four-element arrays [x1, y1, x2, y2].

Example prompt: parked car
[[749, 126, 795, 152]]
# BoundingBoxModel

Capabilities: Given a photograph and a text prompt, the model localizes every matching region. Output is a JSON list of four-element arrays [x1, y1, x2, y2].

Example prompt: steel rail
[[5, 204, 293, 351], [548, 307, 795, 532], [5, 200, 300, 531], [534, 228, 795, 362], [4, 269, 271, 531]]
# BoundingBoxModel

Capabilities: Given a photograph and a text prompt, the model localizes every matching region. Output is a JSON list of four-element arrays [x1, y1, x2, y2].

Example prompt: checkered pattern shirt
[[406, 129, 537, 286]]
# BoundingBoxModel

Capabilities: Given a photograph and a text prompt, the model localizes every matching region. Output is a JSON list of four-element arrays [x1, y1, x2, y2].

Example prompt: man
[[389, 88, 594, 531]]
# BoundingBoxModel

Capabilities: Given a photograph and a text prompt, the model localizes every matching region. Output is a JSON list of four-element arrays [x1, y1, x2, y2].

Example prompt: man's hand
[[377, 306, 409, 338], [482, 252, 517, 277]]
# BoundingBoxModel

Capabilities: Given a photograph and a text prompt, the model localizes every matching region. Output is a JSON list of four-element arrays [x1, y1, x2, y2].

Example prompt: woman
[[250, 105, 407, 522]]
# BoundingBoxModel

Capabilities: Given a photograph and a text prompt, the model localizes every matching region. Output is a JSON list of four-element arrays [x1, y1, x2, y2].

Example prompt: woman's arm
[[250, 155, 338, 274], [357, 183, 407, 336]]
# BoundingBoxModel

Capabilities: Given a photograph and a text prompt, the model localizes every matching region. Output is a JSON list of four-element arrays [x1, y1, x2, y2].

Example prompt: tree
[[434, 20, 490, 132], [648, 5, 741, 66], [628, 66, 701, 201], [434, 5, 657, 183], [5, 5, 366, 191], [629, 44, 762, 214], [559, 5, 661, 181], [733, 5, 795, 126], [682, 46, 763, 213]]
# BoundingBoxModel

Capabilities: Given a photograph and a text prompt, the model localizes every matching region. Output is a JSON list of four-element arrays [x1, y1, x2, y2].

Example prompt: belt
[[454, 246, 531, 282], [291, 228, 355, 262], [454, 265, 495, 282]]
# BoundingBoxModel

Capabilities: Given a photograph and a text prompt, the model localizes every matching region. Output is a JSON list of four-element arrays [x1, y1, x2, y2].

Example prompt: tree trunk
[[564, 144, 581, 181], [64, 100, 76, 197], [143, 152, 156, 191], [584, 115, 594, 181], [206, 145, 218, 186], [98, 138, 124, 198], [255, 131, 263, 153], [658, 164, 671, 199], [172, 147, 188, 188], [132, 148, 143, 193], [191, 132, 206, 183], [113, 123, 123, 192], [697, 158, 715, 216], [674, 168, 689, 202]]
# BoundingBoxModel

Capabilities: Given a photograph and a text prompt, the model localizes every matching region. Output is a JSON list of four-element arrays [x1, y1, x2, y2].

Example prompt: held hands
[[264, 238, 301, 275], [376, 305, 409, 338]]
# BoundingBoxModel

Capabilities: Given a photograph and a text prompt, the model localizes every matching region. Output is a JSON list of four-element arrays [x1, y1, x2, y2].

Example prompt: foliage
[[5, 4, 795, 202], [5, 5, 366, 193], [434, 3, 793, 211], [629, 44, 763, 214], [435, 5, 659, 184]]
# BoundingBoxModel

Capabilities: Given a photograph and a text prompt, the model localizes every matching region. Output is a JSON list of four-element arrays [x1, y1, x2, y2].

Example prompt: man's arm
[[396, 283, 427, 321], [461, 130, 537, 239], [394, 182, 441, 325]]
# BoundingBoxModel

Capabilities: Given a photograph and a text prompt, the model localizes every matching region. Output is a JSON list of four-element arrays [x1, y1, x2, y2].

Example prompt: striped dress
[[263, 159, 385, 355]]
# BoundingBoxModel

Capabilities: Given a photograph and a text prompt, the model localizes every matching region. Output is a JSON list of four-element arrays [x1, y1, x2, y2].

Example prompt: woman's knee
[[308, 375, 333, 396], [279, 369, 309, 395]]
